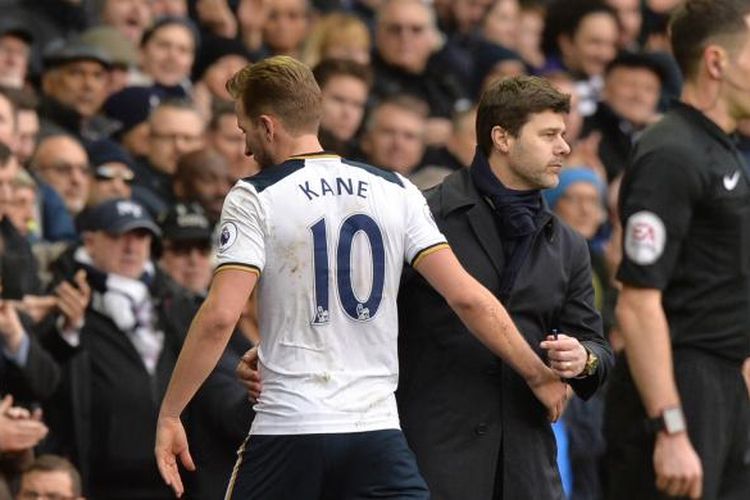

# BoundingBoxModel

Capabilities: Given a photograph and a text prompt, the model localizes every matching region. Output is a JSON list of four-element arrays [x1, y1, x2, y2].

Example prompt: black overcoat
[[397, 168, 612, 500]]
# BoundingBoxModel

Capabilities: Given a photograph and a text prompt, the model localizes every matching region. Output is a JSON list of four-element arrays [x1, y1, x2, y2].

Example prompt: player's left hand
[[155, 415, 195, 498], [540, 334, 588, 379], [236, 346, 261, 401]]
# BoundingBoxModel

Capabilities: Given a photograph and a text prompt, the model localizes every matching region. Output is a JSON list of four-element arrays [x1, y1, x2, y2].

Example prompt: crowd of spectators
[[0, 0, 745, 499]]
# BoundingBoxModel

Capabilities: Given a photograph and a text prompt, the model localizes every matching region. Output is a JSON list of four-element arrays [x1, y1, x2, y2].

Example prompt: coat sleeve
[[560, 235, 613, 400], [1, 316, 61, 405]]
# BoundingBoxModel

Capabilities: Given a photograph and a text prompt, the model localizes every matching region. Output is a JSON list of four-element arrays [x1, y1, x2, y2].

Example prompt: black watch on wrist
[[647, 406, 687, 435]]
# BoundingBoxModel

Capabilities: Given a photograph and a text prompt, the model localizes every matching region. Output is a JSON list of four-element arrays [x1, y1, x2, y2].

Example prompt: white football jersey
[[215, 153, 447, 435]]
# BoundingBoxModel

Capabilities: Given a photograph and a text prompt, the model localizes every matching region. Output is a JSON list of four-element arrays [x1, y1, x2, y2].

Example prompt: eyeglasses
[[18, 492, 77, 500], [95, 165, 135, 183], [151, 132, 203, 145], [383, 23, 429, 36], [39, 163, 90, 177]]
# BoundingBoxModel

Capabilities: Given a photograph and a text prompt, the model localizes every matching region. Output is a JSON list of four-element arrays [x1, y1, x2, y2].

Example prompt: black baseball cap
[[0, 20, 33, 45], [82, 198, 161, 237], [159, 202, 212, 242]]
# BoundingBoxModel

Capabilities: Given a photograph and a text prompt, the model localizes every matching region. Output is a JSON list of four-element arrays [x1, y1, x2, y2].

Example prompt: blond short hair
[[226, 56, 322, 134]]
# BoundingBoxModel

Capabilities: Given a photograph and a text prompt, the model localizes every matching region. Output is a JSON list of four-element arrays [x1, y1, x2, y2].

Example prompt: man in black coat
[[42, 199, 198, 500], [397, 76, 613, 500]]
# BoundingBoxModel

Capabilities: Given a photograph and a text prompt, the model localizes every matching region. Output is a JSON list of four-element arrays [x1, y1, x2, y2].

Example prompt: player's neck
[[275, 134, 326, 163]]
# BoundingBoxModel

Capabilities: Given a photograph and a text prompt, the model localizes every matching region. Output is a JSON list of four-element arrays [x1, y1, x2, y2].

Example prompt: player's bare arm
[[156, 268, 258, 497], [414, 246, 568, 422]]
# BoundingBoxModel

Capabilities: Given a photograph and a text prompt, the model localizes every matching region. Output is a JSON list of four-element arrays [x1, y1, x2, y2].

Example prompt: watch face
[[663, 407, 686, 434], [586, 351, 599, 375]]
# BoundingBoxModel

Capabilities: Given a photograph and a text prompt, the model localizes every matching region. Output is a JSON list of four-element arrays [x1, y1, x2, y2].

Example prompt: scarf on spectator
[[470, 147, 542, 299], [74, 247, 164, 375]]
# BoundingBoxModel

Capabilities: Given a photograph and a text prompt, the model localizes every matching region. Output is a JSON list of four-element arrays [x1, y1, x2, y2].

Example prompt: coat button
[[475, 423, 488, 436]]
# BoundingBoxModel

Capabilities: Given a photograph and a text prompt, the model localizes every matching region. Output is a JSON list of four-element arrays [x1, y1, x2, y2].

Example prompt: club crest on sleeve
[[624, 211, 666, 265], [219, 222, 238, 252]]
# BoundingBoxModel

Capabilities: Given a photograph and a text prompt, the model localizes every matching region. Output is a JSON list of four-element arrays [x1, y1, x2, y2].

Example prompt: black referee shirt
[[617, 101, 750, 362]]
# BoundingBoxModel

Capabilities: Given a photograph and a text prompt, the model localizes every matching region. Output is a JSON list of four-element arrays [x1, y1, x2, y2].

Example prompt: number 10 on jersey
[[310, 214, 385, 325]]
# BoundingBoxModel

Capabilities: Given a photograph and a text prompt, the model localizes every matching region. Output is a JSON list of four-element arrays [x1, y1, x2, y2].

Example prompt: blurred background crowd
[[0, 0, 744, 499]]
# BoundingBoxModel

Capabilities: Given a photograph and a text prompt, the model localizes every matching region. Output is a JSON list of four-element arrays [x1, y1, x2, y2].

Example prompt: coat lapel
[[466, 201, 505, 277], [439, 169, 505, 277]]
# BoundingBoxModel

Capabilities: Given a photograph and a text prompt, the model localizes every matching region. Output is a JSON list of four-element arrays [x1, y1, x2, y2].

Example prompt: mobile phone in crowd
[[0, 253, 28, 300]]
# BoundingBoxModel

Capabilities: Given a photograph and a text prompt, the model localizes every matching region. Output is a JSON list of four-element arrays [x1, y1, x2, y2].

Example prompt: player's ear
[[258, 115, 274, 141]]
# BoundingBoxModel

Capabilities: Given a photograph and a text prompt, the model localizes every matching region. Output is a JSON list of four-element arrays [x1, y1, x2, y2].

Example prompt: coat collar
[[436, 168, 556, 277]]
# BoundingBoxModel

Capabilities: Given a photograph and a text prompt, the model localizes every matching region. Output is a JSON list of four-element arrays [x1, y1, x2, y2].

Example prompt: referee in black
[[605, 1, 750, 499]]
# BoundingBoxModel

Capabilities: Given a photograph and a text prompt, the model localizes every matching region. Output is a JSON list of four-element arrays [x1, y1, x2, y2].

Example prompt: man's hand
[[540, 334, 589, 379], [236, 347, 261, 401], [55, 270, 91, 331], [155, 415, 195, 498], [19, 295, 57, 324], [653, 431, 703, 498], [742, 358, 750, 399], [0, 395, 48, 453], [196, 0, 238, 38], [527, 368, 569, 422], [0, 300, 26, 354]]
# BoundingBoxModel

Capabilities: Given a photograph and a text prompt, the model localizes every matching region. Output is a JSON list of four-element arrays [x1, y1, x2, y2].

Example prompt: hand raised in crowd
[[237, 0, 271, 47], [0, 395, 48, 453], [0, 300, 26, 354], [540, 333, 589, 379], [653, 431, 703, 499], [236, 346, 261, 402], [196, 0, 238, 39], [54, 270, 91, 331]]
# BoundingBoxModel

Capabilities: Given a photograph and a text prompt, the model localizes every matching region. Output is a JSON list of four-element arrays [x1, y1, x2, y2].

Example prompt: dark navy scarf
[[470, 147, 542, 298]]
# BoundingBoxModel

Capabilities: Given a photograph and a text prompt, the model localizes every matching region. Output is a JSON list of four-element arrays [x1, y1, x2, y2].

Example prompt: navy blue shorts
[[224, 429, 430, 500]]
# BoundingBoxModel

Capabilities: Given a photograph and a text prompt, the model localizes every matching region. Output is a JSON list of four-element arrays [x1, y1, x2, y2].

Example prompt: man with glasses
[[30, 135, 91, 219], [16, 455, 83, 500], [85, 139, 135, 206], [132, 99, 205, 218], [372, 0, 469, 145]]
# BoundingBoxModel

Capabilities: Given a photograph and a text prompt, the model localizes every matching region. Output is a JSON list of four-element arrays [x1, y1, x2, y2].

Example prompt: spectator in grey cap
[[80, 25, 140, 94], [158, 202, 214, 295], [39, 39, 117, 141], [43, 197, 197, 499]]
